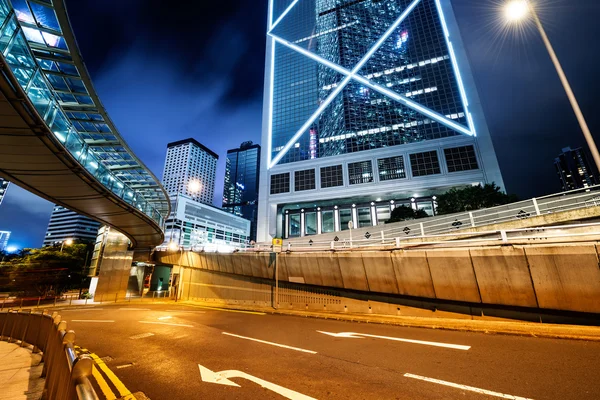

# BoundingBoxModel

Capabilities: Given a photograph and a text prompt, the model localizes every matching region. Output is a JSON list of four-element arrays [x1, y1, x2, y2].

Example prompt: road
[[60, 303, 600, 400]]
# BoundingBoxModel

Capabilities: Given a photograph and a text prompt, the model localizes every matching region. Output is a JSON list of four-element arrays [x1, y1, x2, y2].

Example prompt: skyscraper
[[0, 178, 9, 206], [0, 231, 9, 252], [257, 0, 504, 241], [162, 139, 218, 206], [43, 205, 101, 247], [223, 142, 261, 241], [555, 147, 597, 191]]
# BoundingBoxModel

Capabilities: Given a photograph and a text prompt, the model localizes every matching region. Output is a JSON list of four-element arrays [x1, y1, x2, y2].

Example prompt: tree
[[435, 183, 518, 215], [387, 205, 429, 223]]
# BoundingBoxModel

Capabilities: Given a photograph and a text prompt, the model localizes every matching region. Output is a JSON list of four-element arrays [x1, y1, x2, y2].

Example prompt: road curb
[[178, 301, 600, 342]]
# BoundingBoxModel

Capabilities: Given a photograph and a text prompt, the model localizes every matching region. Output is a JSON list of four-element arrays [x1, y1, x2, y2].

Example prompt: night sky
[[0, 0, 599, 249]]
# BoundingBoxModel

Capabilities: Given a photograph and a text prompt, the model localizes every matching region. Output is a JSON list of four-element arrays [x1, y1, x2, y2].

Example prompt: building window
[[378, 156, 406, 181], [410, 151, 441, 177], [339, 209, 352, 230], [289, 214, 300, 237], [444, 145, 479, 172], [320, 165, 344, 188], [358, 207, 372, 228], [294, 169, 316, 191], [270, 173, 290, 194], [348, 161, 373, 185], [305, 212, 317, 235], [321, 211, 335, 233]]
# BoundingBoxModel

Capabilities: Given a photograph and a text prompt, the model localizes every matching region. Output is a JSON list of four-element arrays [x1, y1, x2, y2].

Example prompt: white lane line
[[317, 331, 471, 350], [157, 316, 172, 320], [116, 363, 134, 369], [404, 373, 534, 400], [165, 310, 206, 313], [70, 320, 115, 323], [222, 332, 317, 354], [129, 333, 155, 340], [118, 308, 151, 311], [139, 321, 193, 328], [61, 308, 105, 312]]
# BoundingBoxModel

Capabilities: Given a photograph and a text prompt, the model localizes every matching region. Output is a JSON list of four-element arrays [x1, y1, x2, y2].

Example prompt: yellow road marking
[[92, 365, 117, 400], [90, 353, 135, 400]]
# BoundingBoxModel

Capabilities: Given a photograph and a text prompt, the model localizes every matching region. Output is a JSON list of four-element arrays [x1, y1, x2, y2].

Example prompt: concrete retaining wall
[[156, 243, 600, 315]]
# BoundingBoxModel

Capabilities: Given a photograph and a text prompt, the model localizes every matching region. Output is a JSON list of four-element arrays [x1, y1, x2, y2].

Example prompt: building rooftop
[[167, 138, 219, 159]]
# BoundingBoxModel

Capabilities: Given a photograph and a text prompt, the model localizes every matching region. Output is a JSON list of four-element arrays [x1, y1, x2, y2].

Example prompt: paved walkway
[[0, 342, 44, 400]]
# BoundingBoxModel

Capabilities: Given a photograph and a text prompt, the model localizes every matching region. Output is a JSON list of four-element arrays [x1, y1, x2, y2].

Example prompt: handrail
[[0, 310, 99, 400]]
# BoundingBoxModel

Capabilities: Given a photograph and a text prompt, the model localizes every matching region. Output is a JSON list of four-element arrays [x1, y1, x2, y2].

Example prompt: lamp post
[[505, 0, 600, 173], [60, 238, 73, 252], [168, 179, 202, 249]]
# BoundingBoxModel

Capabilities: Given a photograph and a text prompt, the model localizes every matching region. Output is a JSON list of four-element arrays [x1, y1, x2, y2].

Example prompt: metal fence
[[0, 310, 98, 400]]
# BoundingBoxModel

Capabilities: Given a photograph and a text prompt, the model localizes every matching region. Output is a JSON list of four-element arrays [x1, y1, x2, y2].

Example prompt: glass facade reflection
[[223, 142, 261, 241]]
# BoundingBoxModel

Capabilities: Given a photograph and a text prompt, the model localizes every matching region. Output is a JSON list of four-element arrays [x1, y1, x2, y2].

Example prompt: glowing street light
[[188, 179, 202, 194], [60, 238, 73, 252], [504, 0, 600, 173]]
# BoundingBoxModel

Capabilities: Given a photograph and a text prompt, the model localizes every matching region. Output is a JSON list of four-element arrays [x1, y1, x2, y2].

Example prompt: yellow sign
[[272, 238, 283, 246]]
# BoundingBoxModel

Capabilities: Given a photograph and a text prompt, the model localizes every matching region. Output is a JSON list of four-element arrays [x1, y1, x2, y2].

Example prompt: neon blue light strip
[[269, 0, 422, 168], [267, 38, 275, 166], [268, 0, 274, 29], [434, 0, 476, 135], [269, 0, 299, 33]]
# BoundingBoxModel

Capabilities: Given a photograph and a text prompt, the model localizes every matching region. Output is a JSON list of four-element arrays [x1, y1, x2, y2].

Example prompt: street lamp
[[504, 0, 600, 173], [168, 179, 202, 249], [60, 238, 73, 252]]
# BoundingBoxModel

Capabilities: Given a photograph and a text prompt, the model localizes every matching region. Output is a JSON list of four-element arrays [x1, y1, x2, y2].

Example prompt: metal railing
[[0, 310, 99, 400], [275, 185, 600, 249], [243, 221, 600, 252]]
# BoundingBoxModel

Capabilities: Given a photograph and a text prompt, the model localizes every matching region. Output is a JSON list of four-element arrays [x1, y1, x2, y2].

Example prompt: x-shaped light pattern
[[267, 0, 476, 169]]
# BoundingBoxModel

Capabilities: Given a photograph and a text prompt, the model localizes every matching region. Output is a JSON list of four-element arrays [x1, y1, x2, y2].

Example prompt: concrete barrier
[[390, 250, 436, 298], [470, 247, 538, 308], [361, 253, 399, 294], [279, 254, 306, 284], [426, 249, 482, 303], [337, 252, 370, 291], [314, 253, 344, 288], [217, 254, 235, 274], [525, 245, 600, 313]]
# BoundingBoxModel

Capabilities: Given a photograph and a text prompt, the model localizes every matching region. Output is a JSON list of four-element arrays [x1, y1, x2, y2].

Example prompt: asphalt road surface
[[60, 304, 600, 400]]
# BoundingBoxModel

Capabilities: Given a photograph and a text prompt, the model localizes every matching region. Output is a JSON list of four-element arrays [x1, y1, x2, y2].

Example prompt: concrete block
[[231, 254, 245, 275], [240, 254, 254, 276], [525, 245, 600, 313], [337, 252, 369, 291], [470, 247, 538, 308], [217, 254, 235, 274], [426, 249, 481, 303], [280, 254, 306, 283], [361, 253, 399, 294], [205, 254, 220, 272], [297, 254, 324, 286], [315, 253, 344, 288], [390, 251, 436, 298], [253, 253, 273, 279]]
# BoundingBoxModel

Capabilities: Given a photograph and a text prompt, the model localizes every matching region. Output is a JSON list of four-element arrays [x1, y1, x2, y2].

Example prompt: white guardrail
[[247, 185, 600, 252]]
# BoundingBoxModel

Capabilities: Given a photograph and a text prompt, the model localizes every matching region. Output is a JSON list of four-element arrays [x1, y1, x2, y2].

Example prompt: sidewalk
[[0, 342, 44, 400]]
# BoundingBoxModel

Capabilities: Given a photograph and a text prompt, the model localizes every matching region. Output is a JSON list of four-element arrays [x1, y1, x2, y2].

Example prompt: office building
[[0, 178, 9, 206], [0, 231, 9, 252], [162, 194, 250, 251], [42, 205, 101, 247], [257, 0, 504, 241], [555, 146, 597, 191], [162, 139, 218, 206], [223, 142, 261, 241]]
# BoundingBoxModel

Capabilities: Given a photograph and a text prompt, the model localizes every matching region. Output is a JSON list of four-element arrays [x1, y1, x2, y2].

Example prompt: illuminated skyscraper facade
[[258, 0, 504, 241], [555, 146, 597, 191], [0, 178, 9, 206], [222, 142, 261, 241]]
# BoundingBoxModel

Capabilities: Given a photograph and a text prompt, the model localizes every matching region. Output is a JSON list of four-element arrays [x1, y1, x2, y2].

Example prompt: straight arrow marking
[[317, 331, 470, 350], [199, 365, 317, 399]]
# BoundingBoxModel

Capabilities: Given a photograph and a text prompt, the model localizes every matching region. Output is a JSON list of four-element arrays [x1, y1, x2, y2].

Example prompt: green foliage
[[435, 183, 518, 215], [387, 205, 430, 223], [0, 243, 92, 297]]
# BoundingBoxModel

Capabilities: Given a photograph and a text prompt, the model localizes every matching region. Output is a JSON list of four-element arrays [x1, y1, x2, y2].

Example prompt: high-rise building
[[43, 205, 101, 247], [0, 231, 9, 252], [0, 178, 9, 206], [223, 142, 261, 241], [257, 0, 504, 241], [555, 147, 597, 191], [162, 139, 218, 206]]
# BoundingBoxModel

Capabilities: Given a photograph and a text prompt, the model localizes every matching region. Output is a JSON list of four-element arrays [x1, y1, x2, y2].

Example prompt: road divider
[[222, 332, 317, 354], [403, 373, 534, 399], [317, 331, 471, 350], [199, 364, 317, 399]]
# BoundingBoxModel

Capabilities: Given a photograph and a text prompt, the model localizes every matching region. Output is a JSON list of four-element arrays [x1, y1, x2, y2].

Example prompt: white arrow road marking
[[157, 316, 172, 320], [404, 373, 534, 400], [317, 331, 470, 350], [222, 332, 317, 354], [199, 365, 317, 399], [139, 321, 193, 327]]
